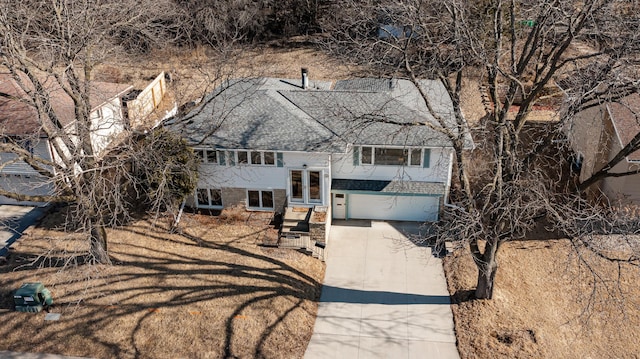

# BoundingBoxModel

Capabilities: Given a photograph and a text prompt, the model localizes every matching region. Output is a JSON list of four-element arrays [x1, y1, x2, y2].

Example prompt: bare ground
[[94, 45, 364, 110], [444, 239, 640, 359], [0, 209, 324, 359]]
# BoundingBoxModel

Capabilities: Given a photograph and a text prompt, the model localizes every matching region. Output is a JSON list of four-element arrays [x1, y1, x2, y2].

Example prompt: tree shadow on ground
[[319, 285, 452, 305], [0, 218, 323, 359], [450, 289, 476, 304]]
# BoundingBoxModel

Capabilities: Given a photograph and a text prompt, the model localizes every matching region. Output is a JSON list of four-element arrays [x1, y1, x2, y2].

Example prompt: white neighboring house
[[171, 74, 473, 222], [0, 73, 133, 206], [567, 93, 640, 205]]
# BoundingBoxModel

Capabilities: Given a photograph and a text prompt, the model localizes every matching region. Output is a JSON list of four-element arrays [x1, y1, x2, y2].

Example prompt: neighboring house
[[122, 72, 177, 129], [170, 72, 473, 222], [0, 73, 133, 205], [567, 93, 640, 204]]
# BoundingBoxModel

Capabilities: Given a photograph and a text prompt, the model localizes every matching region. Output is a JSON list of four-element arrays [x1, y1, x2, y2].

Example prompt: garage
[[331, 179, 445, 222], [348, 194, 439, 222]]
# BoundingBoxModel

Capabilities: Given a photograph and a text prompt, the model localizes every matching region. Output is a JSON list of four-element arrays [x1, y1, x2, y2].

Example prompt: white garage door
[[348, 194, 439, 222]]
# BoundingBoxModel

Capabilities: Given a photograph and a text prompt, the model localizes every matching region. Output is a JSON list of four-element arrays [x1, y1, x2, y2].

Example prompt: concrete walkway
[[305, 220, 459, 359]]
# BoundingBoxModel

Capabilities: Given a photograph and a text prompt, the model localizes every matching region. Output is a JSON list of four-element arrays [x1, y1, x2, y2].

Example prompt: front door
[[289, 170, 322, 205], [333, 193, 346, 219]]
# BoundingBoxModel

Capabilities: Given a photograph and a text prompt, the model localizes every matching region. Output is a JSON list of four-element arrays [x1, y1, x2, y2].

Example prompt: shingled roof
[[172, 77, 472, 153], [0, 73, 132, 136], [331, 179, 446, 195], [607, 93, 640, 161]]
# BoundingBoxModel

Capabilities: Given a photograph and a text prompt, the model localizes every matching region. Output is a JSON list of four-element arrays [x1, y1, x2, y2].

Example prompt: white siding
[[90, 98, 125, 155], [331, 147, 452, 183], [198, 151, 332, 206]]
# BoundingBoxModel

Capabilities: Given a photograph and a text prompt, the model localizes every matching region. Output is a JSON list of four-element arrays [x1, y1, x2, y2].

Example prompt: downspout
[[444, 148, 465, 211], [173, 198, 187, 230], [444, 148, 454, 204]]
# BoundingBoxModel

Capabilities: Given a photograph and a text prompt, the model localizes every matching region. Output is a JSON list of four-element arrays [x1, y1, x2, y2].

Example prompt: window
[[290, 170, 303, 202], [210, 189, 222, 206], [195, 148, 219, 164], [375, 148, 406, 165], [309, 171, 321, 202], [237, 151, 248, 164], [232, 150, 276, 166], [409, 149, 422, 166], [206, 150, 218, 164], [196, 188, 222, 208], [226, 151, 235, 166], [355, 146, 427, 166], [361, 146, 373, 164], [248, 190, 260, 207], [264, 152, 275, 165], [247, 190, 274, 210], [250, 151, 262, 165], [262, 191, 274, 208], [197, 188, 208, 206], [195, 149, 205, 162]]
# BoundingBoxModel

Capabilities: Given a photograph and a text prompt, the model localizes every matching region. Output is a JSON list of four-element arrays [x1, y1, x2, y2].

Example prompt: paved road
[[0, 205, 47, 258], [305, 220, 459, 359]]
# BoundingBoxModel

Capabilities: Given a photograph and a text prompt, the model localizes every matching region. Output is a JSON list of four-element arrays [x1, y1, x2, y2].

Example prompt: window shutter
[[423, 149, 431, 168], [276, 152, 284, 167], [353, 146, 360, 166]]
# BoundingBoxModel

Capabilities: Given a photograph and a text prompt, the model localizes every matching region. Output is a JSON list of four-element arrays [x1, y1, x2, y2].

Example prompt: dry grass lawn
[[445, 239, 640, 359], [10, 45, 632, 358], [95, 45, 364, 111], [0, 209, 324, 359]]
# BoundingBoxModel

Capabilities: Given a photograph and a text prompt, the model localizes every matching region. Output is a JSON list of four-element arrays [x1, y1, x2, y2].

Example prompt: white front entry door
[[289, 169, 322, 205], [332, 193, 346, 219]]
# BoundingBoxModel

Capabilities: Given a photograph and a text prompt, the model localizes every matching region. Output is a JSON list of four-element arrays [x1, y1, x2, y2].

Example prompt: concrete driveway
[[305, 220, 459, 359]]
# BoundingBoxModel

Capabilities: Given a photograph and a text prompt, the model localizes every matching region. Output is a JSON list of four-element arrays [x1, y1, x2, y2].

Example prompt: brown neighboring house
[[567, 93, 640, 204], [0, 73, 133, 205]]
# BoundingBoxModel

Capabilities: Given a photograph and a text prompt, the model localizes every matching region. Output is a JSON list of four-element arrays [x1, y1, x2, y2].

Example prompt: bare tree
[[0, 0, 198, 263], [320, 0, 640, 298], [172, 0, 327, 46]]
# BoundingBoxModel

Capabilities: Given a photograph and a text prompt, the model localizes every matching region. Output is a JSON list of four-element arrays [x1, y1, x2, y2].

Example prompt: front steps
[[278, 207, 325, 261]]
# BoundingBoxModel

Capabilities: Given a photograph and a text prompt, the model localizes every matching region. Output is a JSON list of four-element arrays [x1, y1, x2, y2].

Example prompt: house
[[0, 73, 133, 205], [170, 71, 473, 223], [567, 93, 640, 204], [122, 72, 177, 130]]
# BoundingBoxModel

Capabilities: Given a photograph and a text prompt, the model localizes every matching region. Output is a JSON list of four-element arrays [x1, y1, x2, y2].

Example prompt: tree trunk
[[475, 259, 498, 299], [89, 219, 110, 264]]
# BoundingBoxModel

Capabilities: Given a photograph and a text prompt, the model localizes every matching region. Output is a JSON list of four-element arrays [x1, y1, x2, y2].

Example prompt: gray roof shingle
[[170, 77, 472, 152], [334, 78, 397, 92], [331, 179, 446, 195]]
